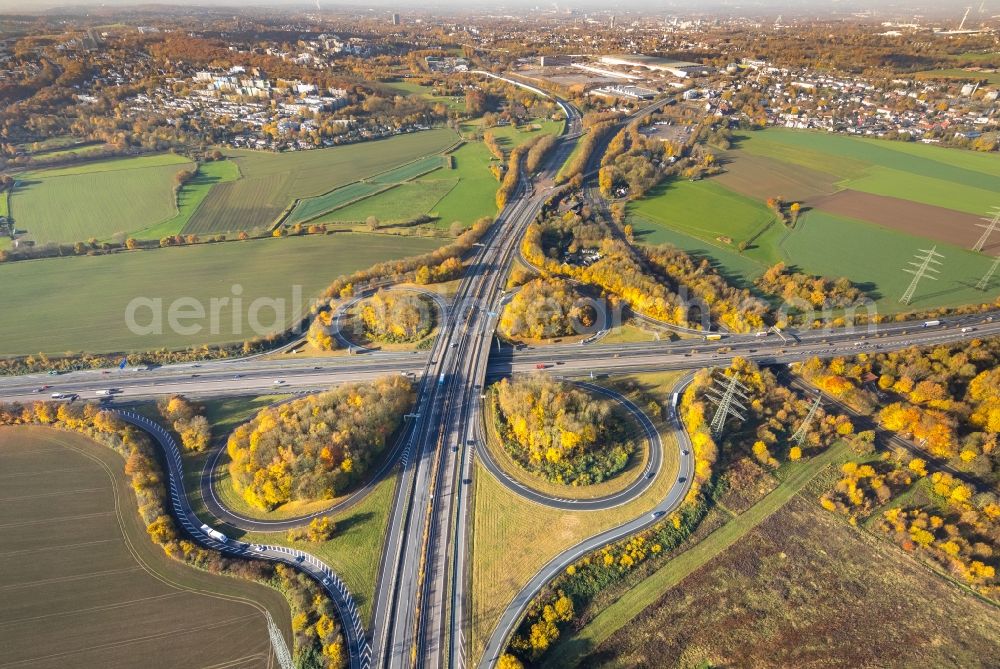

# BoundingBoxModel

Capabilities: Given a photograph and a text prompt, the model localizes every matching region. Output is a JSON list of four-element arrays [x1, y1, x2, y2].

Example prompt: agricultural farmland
[[315, 141, 499, 231], [284, 154, 448, 226], [0, 233, 444, 356], [8, 154, 194, 244], [183, 128, 459, 235], [627, 128, 1000, 313], [0, 426, 290, 668]]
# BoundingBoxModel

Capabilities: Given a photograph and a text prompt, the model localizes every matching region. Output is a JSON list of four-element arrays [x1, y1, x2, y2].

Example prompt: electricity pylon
[[705, 371, 749, 436], [265, 611, 294, 669], [976, 255, 1000, 291], [899, 246, 944, 305], [973, 208, 1000, 253], [790, 393, 822, 448]]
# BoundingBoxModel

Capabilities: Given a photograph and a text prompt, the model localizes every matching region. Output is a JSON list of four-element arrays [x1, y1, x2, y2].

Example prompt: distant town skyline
[[0, 0, 991, 15]]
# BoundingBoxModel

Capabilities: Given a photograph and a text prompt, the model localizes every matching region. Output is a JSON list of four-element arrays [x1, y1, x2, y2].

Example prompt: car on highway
[[322, 577, 332, 587], [678, 476, 687, 483], [273, 379, 286, 385], [682, 449, 690, 455], [233, 374, 244, 379]]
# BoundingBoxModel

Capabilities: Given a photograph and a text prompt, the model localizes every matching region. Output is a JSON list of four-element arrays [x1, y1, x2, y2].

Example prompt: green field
[[184, 129, 459, 235], [0, 233, 444, 356], [284, 155, 450, 226], [135, 160, 241, 239], [779, 211, 995, 312], [627, 128, 1000, 313], [323, 180, 458, 225], [285, 182, 392, 226], [421, 142, 499, 227], [630, 179, 782, 265], [314, 141, 499, 231], [463, 118, 565, 153], [738, 128, 1000, 192], [378, 80, 468, 111], [10, 154, 194, 244], [914, 68, 1000, 85], [0, 426, 290, 667], [369, 155, 448, 184]]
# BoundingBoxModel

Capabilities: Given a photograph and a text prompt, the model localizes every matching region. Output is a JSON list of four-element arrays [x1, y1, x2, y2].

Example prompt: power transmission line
[[790, 393, 822, 448], [704, 371, 749, 436], [976, 254, 1000, 292], [899, 246, 944, 305], [972, 207, 1000, 253]]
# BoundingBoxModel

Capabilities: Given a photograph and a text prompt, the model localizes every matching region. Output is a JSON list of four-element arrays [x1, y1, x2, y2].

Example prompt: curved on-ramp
[[475, 372, 697, 668], [332, 285, 450, 353], [475, 379, 668, 512], [114, 410, 372, 669]]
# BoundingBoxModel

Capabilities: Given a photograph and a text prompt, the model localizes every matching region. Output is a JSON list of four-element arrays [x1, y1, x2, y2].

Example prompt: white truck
[[199, 523, 229, 544]]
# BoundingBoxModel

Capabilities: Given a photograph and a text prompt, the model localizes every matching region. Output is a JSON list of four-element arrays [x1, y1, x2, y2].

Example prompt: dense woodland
[[491, 375, 634, 485], [0, 401, 345, 668], [227, 377, 414, 510], [522, 206, 771, 332], [358, 290, 434, 343], [499, 277, 595, 340], [754, 262, 866, 310], [797, 339, 1000, 470], [157, 394, 211, 452]]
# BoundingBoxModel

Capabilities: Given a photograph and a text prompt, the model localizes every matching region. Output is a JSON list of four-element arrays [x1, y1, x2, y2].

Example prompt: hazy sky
[[0, 0, 986, 14]]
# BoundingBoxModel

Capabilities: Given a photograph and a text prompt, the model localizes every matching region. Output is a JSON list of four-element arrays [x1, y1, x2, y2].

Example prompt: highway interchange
[[1, 90, 998, 669]]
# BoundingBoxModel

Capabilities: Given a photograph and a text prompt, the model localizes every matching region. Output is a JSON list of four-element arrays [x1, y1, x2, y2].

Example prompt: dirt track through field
[[811, 189, 993, 252]]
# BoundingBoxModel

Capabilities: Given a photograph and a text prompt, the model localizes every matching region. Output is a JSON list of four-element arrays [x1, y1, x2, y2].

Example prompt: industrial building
[[599, 54, 714, 78]]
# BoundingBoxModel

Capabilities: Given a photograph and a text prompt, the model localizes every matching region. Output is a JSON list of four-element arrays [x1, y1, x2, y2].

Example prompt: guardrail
[[115, 410, 373, 669]]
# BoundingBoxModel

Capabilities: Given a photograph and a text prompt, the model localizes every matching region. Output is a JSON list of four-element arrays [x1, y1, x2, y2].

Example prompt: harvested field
[[0, 426, 289, 669], [714, 150, 839, 202], [582, 495, 1000, 669], [811, 189, 994, 252]]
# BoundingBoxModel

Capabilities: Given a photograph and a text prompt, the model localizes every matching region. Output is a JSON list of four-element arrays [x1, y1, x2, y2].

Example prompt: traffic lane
[[0, 360, 428, 404], [477, 405, 696, 669], [473, 378, 674, 511]]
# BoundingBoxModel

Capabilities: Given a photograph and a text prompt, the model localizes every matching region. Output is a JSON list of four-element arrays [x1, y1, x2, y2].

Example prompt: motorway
[[4, 312, 995, 406], [1, 86, 998, 669], [372, 99, 586, 669]]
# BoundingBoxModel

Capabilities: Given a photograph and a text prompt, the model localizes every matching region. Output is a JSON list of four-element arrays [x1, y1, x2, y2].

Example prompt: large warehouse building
[[599, 54, 714, 78]]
